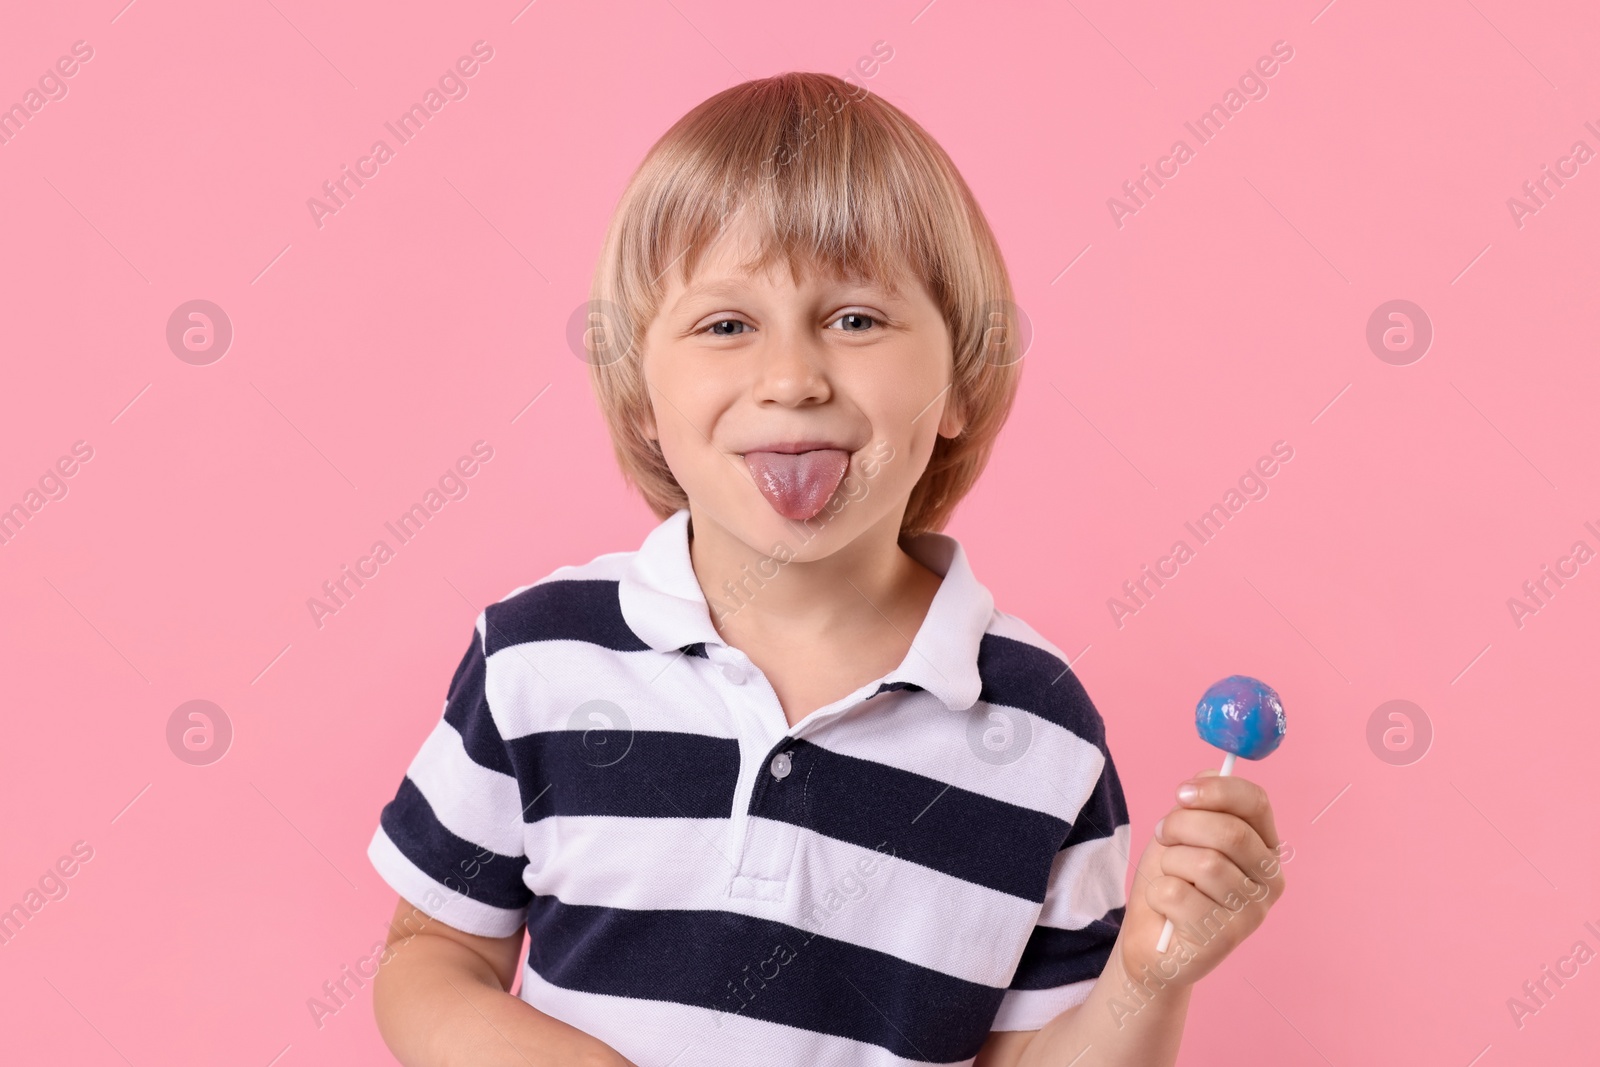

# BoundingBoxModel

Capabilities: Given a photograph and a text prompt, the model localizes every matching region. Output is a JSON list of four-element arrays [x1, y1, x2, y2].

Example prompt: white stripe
[[805, 690, 1106, 825], [1038, 824, 1131, 930], [990, 979, 1099, 1031], [518, 961, 977, 1067], [406, 716, 525, 855], [366, 825, 526, 939], [484, 641, 740, 740], [520, 814, 1038, 988]]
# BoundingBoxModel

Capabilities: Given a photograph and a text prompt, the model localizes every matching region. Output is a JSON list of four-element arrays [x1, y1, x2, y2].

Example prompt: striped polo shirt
[[368, 507, 1131, 1066]]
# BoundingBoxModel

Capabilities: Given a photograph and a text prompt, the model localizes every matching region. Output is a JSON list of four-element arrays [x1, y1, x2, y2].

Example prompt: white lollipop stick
[[1154, 751, 1237, 953]]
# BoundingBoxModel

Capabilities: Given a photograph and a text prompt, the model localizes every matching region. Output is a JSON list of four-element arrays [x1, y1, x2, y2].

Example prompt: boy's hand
[[1115, 769, 1286, 987]]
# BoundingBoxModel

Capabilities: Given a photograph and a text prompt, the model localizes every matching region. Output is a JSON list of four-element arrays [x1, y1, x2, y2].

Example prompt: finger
[[1155, 808, 1279, 890], [1158, 844, 1275, 912], [1175, 773, 1281, 851], [1145, 874, 1256, 949]]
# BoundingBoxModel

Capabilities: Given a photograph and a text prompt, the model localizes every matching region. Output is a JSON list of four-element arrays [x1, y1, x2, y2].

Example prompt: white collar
[[617, 508, 993, 711]]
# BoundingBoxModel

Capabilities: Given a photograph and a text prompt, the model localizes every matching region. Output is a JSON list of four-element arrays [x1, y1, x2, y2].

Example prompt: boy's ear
[[936, 388, 966, 439]]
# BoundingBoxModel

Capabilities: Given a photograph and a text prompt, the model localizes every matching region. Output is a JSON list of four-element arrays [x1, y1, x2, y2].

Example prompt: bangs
[[619, 75, 956, 318]]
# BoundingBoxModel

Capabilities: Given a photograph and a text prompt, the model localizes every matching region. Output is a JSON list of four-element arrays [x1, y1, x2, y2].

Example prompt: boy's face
[[638, 215, 965, 559]]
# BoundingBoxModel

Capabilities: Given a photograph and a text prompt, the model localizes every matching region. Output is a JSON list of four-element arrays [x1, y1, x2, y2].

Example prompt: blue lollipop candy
[[1156, 675, 1286, 953], [1195, 675, 1286, 770]]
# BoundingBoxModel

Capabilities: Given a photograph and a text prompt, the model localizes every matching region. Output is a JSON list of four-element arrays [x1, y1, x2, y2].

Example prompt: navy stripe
[[1059, 752, 1130, 850], [441, 629, 515, 777], [751, 739, 1066, 902], [484, 579, 650, 656], [1009, 907, 1124, 990], [380, 777, 532, 910], [977, 634, 1109, 752], [508, 730, 740, 821], [525, 896, 1003, 1062]]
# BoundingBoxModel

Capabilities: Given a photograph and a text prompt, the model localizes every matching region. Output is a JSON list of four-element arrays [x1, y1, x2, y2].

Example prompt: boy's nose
[[752, 335, 833, 406]]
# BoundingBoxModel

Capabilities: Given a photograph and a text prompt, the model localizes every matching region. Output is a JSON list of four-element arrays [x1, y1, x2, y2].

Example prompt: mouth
[[739, 441, 857, 522]]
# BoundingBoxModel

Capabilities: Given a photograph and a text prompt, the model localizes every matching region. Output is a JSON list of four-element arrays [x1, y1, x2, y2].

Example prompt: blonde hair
[[585, 71, 1024, 537]]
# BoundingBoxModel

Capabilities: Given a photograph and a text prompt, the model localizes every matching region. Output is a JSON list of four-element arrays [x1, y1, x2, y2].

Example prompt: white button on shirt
[[368, 506, 1131, 1067]]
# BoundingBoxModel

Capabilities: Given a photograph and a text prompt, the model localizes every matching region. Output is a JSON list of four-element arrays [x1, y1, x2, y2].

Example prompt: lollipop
[[1155, 675, 1286, 953]]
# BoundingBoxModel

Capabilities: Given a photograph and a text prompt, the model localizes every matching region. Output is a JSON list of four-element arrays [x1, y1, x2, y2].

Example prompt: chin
[[772, 500, 879, 556], [710, 498, 852, 557]]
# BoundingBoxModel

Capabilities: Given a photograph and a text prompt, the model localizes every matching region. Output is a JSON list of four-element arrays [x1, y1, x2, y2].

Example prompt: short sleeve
[[367, 617, 534, 938], [991, 741, 1131, 1030]]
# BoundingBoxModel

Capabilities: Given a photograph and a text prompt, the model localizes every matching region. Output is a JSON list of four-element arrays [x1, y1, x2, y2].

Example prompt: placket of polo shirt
[[720, 646, 912, 902], [710, 644, 793, 901], [730, 734, 808, 900]]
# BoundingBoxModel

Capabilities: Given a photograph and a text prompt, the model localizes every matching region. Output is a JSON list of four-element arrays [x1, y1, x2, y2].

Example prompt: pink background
[[2, 1, 1596, 1063]]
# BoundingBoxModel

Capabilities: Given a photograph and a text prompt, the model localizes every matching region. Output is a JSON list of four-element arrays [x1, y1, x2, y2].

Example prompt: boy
[[368, 72, 1284, 1067]]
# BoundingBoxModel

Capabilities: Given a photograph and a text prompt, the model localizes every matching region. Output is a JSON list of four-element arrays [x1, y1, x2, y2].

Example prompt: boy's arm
[[370, 620, 635, 1065], [373, 895, 638, 1067]]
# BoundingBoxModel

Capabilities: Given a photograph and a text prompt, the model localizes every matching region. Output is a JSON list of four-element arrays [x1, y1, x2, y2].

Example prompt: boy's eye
[[704, 319, 749, 336], [829, 312, 878, 332]]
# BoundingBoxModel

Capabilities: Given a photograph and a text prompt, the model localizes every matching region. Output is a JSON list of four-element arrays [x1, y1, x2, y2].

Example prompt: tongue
[[744, 449, 851, 521]]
